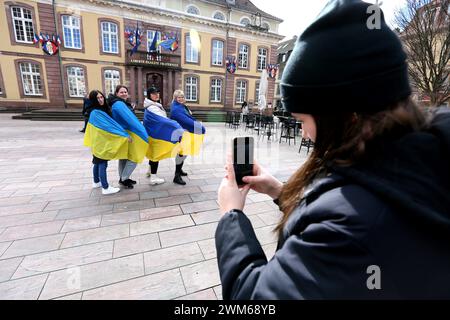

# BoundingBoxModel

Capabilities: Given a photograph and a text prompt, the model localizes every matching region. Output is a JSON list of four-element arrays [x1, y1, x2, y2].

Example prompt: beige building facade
[[0, 0, 283, 111]]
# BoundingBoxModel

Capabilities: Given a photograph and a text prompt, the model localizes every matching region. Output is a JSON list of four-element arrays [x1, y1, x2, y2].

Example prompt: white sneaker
[[92, 182, 102, 189], [146, 167, 152, 178], [149, 175, 165, 185], [102, 186, 120, 195]]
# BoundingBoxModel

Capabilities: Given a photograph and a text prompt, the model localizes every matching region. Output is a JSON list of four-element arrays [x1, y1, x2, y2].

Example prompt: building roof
[[202, 0, 284, 22], [277, 36, 297, 54]]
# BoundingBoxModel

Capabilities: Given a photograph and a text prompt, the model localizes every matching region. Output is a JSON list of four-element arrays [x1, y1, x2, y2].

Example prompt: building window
[[185, 76, 198, 102], [147, 30, 161, 53], [262, 22, 270, 31], [212, 40, 224, 66], [186, 34, 199, 63], [258, 47, 268, 71], [210, 78, 222, 103], [213, 12, 225, 21], [240, 17, 251, 26], [255, 81, 260, 102], [67, 66, 86, 97], [101, 21, 118, 54], [62, 15, 81, 49], [19, 62, 42, 96], [187, 5, 200, 15], [104, 69, 120, 95], [238, 44, 249, 69], [11, 6, 34, 43], [236, 80, 247, 104]]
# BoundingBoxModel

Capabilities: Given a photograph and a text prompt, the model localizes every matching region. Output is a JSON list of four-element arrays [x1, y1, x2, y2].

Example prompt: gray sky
[[251, 0, 407, 41]]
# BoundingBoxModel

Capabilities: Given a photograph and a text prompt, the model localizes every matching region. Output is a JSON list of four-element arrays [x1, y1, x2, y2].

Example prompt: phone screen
[[233, 137, 254, 186]]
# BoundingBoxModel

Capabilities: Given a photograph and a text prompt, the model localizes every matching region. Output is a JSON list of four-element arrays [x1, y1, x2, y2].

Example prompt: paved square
[[0, 114, 307, 300]]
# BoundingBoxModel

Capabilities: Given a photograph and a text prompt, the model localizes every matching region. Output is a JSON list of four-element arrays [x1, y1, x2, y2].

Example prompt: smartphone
[[233, 137, 254, 186]]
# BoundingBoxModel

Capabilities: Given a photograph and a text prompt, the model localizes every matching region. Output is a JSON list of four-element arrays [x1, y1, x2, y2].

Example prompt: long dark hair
[[276, 98, 427, 235], [88, 90, 110, 115], [88, 90, 107, 108]]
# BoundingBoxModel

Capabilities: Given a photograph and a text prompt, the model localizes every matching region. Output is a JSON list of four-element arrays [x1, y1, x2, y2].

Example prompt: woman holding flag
[[84, 90, 125, 195], [170, 90, 206, 185], [143, 87, 179, 185], [108, 85, 149, 189]]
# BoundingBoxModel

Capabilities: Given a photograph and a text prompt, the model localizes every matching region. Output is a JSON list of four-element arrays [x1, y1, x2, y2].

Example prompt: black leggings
[[149, 161, 159, 174]]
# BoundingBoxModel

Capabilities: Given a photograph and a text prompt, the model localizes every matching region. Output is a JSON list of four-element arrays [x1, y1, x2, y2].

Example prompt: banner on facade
[[158, 32, 179, 52], [125, 24, 142, 56]]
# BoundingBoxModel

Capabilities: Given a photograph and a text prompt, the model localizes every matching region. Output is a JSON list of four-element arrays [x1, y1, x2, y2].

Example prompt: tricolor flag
[[33, 33, 40, 44]]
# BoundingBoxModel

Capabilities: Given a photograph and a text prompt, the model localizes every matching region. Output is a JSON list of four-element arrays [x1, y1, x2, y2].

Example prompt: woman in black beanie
[[215, 0, 450, 299]]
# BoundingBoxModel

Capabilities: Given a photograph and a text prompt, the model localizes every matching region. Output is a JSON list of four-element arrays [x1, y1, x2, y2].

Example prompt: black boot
[[173, 174, 186, 185], [180, 170, 188, 177], [119, 179, 134, 189]]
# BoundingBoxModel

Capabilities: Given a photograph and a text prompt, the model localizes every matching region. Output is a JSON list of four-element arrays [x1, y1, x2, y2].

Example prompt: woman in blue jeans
[[88, 90, 120, 195]]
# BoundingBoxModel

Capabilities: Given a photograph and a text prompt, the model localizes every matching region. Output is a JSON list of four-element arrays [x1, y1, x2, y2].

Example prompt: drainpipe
[[224, 5, 231, 111], [52, 0, 68, 109]]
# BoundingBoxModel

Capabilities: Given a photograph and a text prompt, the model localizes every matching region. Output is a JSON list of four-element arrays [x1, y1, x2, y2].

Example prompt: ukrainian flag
[[170, 101, 206, 156], [143, 110, 184, 161], [111, 101, 149, 163], [83, 110, 129, 160]]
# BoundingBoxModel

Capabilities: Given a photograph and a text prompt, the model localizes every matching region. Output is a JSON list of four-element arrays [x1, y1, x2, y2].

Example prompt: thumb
[[242, 175, 262, 184]]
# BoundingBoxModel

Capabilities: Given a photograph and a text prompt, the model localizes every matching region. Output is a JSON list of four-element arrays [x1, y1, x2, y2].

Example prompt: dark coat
[[82, 97, 93, 118], [107, 94, 134, 114], [215, 108, 450, 299]]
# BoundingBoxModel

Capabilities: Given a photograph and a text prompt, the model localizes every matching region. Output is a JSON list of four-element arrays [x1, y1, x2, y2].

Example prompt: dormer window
[[187, 5, 200, 15]]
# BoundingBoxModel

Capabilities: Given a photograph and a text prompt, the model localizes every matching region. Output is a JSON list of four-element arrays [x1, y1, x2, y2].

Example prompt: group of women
[[83, 85, 205, 195]]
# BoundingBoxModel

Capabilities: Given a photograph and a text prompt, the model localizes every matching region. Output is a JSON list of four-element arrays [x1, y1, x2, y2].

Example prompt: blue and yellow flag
[[143, 110, 184, 161], [84, 110, 129, 160], [111, 100, 149, 163], [170, 101, 206, 156]]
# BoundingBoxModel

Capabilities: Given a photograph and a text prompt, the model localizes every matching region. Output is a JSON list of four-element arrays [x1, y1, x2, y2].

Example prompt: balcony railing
[[126, 50, 181, 70]]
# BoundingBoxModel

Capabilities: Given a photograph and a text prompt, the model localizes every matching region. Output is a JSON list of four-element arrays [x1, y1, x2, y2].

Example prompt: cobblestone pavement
[[0, 114, 308, 300]]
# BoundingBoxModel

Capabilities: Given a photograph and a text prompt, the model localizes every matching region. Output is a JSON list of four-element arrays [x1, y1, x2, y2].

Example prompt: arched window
[[187, 5, 200, 15], [240, 17, 251, 26], [213, 11, 225, 21], [262, 22, 270, 31]]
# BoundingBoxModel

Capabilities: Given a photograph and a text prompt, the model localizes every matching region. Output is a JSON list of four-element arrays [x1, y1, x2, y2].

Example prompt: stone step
[[11, 109, 227, 122]]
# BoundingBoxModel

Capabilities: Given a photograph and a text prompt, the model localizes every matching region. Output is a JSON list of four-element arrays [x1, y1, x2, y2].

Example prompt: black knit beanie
[[281, 0, 411, 114]]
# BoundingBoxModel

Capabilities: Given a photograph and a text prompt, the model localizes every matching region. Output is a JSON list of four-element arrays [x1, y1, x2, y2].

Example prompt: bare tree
[[395, 0, 450, 107]]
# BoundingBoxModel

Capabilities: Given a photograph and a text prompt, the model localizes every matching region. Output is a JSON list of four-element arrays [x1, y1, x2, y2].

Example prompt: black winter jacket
[[107, 94, 135, 113], [215, 108, 450, 299]]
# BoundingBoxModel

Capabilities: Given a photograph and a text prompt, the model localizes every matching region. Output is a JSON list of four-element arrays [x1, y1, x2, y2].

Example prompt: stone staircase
[[11, 108, 227, 122]]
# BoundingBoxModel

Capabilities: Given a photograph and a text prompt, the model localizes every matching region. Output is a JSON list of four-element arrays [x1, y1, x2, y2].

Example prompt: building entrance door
[[146, 73, 163, 103]]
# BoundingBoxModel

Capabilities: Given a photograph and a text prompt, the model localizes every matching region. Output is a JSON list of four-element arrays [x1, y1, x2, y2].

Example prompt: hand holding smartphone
[[233, 137, 254, 186]]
